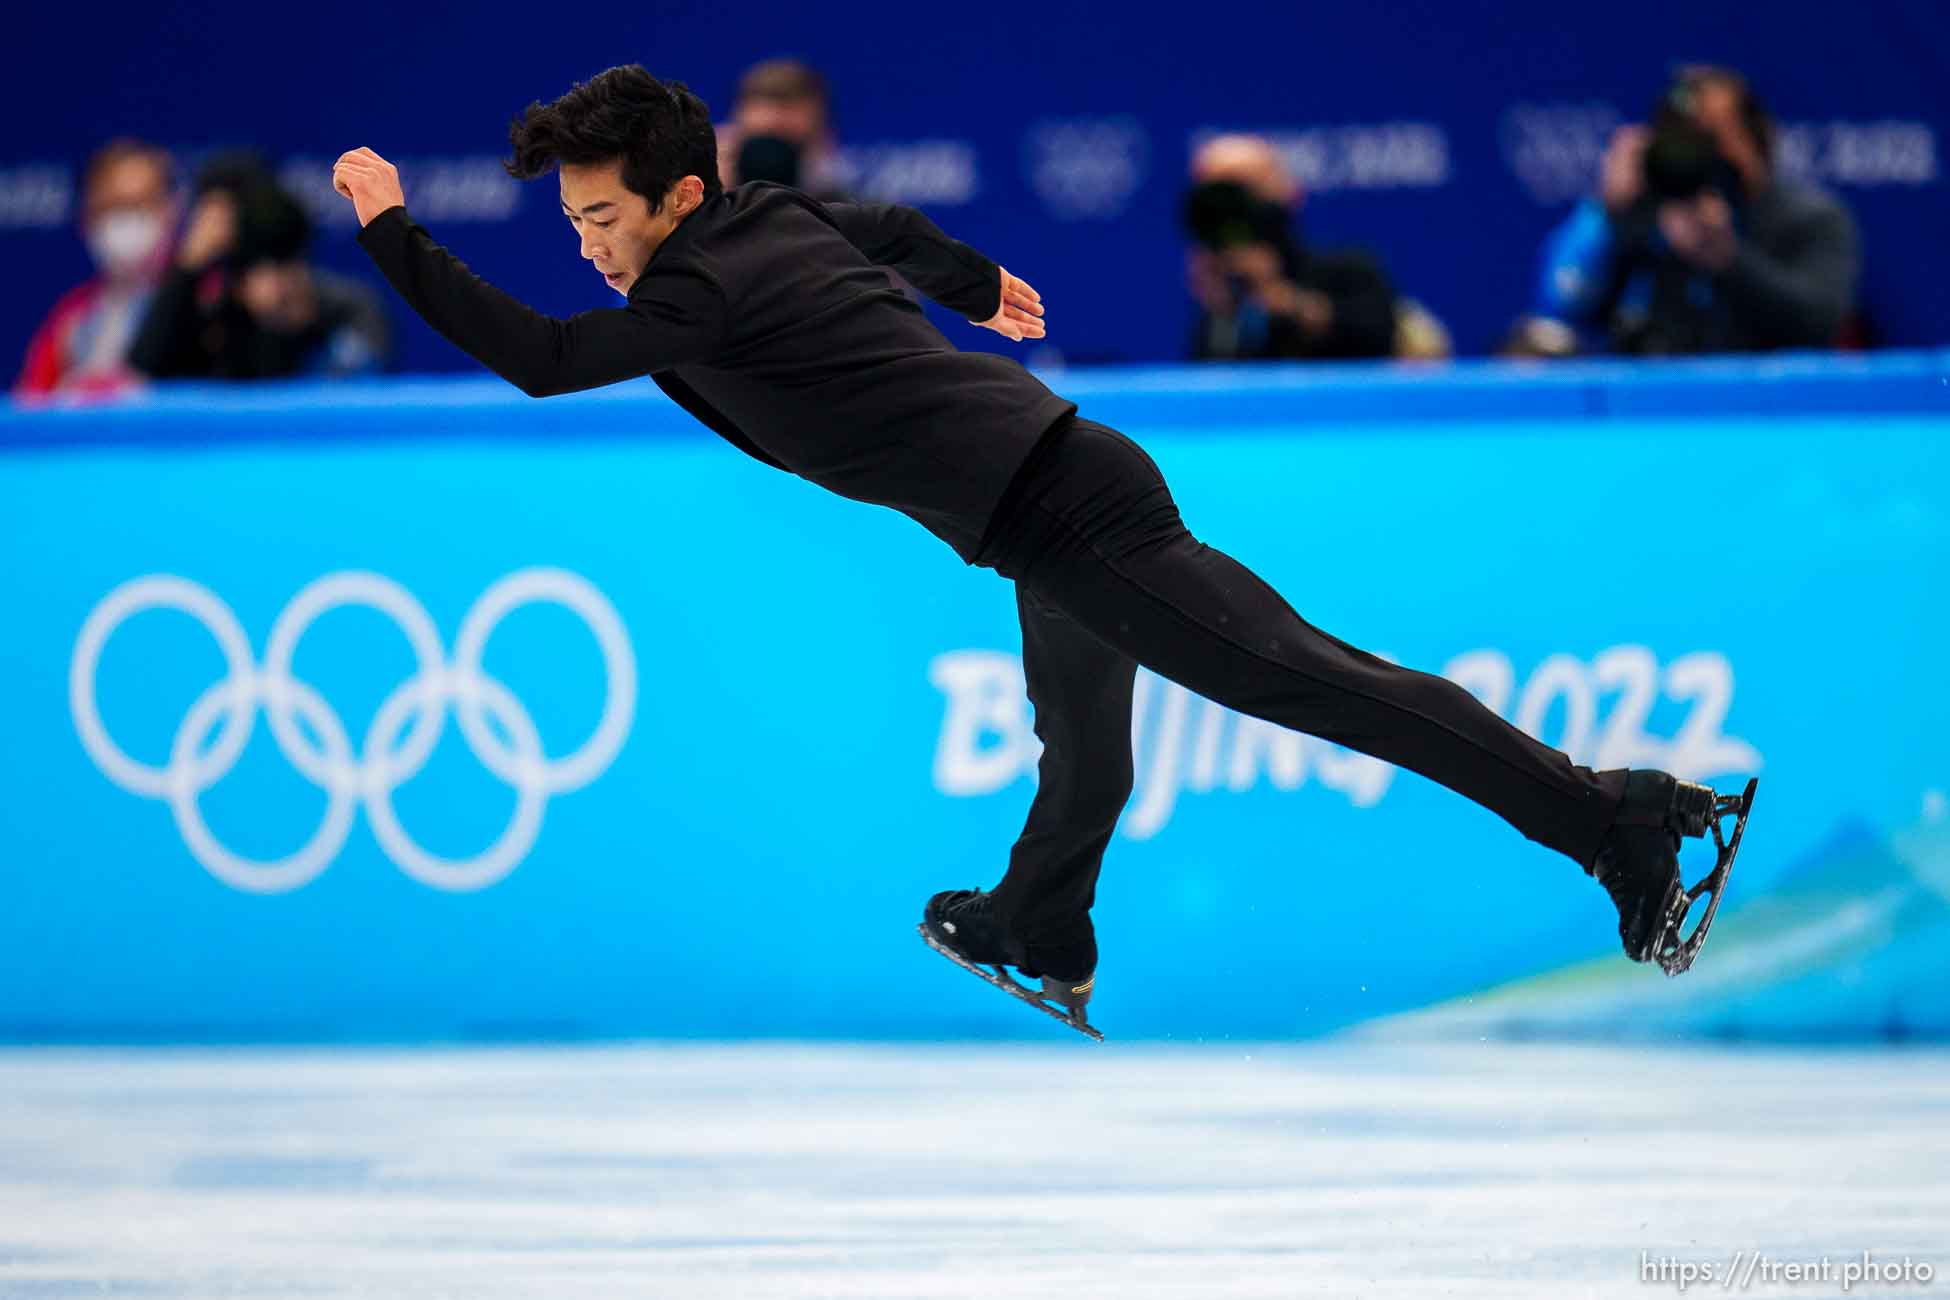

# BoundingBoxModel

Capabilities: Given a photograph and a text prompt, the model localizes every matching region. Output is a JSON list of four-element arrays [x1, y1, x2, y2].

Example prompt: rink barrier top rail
[[4, 350, 1948, 450]]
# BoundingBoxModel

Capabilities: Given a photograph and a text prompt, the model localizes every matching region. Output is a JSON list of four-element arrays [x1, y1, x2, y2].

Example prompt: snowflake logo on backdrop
[[1025, 116, 1150, 220], [71, 569, 635, 894], [1500, 101, 1623, 205]]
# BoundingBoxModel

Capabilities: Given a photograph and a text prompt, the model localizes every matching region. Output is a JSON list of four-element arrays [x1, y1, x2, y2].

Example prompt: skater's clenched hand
[[971, 267, 1045, 342], [332, 148, 406, 228]]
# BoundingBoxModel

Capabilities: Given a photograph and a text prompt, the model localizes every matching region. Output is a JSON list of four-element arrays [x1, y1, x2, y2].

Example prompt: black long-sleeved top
[[356, 182, 1075, 562]]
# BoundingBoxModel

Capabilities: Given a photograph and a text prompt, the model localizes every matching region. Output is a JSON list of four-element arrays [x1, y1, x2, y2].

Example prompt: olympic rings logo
[[70, 569, 635, 894]]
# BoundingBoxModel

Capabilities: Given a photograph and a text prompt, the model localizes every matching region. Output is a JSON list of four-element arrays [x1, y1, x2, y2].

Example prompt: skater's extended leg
[[985, 584, 1139, 974], [977, 417, 1627, 869]]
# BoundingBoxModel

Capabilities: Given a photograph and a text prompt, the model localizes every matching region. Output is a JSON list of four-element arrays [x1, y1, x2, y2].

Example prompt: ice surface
[[0, 1042, 1945, 1298]]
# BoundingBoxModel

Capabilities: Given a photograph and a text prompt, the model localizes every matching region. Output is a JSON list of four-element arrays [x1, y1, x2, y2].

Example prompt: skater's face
[[559, 159, 706, 297]]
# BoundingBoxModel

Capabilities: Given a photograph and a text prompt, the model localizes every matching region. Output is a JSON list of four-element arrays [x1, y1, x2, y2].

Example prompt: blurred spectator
[[716, 58, 849, 199], [14, 140, 178, 398], [1183, 136, 1440, 362], [1506, 66, 1858, 357], [714, 57, 939, 309], [129, 154, 391, 381]]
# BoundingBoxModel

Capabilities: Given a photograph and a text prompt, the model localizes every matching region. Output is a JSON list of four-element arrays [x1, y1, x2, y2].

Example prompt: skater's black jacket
[[356, 182, 1075, 561]]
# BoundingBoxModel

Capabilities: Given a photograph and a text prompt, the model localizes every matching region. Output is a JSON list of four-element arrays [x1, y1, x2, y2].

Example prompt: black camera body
[[737, 135, 804, 189], [195, 151, 311, 269], [1182, 180, 1291, 251], [1640, 78, 1747, 202]]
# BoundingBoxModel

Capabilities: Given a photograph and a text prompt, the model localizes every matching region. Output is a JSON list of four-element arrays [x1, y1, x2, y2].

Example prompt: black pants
[[973, 416, 1627, 965]]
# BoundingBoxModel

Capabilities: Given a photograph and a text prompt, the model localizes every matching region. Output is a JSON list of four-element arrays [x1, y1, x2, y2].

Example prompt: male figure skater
[[333, 65, 1755, 1040]]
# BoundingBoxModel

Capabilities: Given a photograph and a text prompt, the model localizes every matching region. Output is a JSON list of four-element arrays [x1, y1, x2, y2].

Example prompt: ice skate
[[918, 888, 1102, 1042], [1588, 770, 1759, 976]]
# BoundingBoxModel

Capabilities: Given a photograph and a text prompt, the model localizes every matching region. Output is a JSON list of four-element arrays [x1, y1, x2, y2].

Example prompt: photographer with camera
[[128, 153, 392, 381], [1507, 66, 1858, 357], [715, 59, 850, 201], [1183, 135, 1406, 362]]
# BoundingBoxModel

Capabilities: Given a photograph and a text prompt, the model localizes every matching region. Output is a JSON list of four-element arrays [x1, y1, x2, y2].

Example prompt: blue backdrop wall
[[3, 357, 1947, 1041], [8, 0, 1950, 376]]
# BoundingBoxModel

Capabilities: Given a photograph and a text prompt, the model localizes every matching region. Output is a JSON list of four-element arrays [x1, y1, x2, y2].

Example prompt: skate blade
[[1655, 777, 1759, 976], [916, 924, 1104, 1042]]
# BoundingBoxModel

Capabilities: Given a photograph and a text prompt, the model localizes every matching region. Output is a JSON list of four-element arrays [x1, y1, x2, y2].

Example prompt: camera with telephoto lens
[[195, 151, 311, 269], [1640, 80, 1744, 201], [737, 135, 802, 189], [1182, 180, 1290, 250]]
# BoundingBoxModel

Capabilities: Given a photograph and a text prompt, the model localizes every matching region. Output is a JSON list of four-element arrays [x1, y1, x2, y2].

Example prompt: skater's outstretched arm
[[820, 199, 1046, 342], [819, 200, 994, 314], [335, 149, 724, 398]]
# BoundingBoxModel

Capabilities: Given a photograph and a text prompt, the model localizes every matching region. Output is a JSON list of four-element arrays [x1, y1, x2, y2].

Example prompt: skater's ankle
[[1583, 770, 1677, 875], [1021, 924, 1096, 982], [1020, 946, 1093, 982]]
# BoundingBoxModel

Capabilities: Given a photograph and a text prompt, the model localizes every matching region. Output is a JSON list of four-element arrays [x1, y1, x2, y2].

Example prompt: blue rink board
[[1, 358, 1946, 1041]]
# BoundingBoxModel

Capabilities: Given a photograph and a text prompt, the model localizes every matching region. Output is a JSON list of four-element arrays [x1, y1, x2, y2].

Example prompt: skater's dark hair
[[506, 65, 723, 212]]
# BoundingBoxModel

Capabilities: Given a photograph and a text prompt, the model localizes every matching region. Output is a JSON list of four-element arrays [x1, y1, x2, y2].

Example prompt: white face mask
[[85, 209, 167, 278]]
